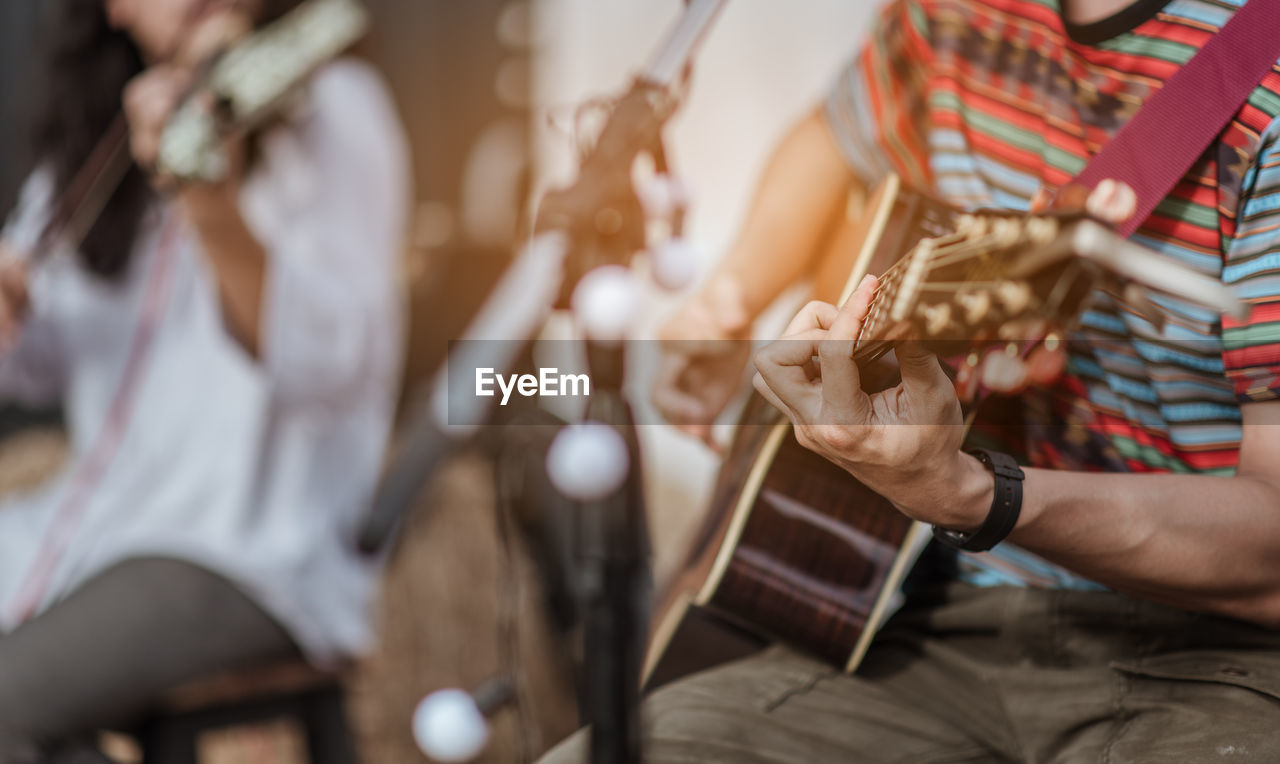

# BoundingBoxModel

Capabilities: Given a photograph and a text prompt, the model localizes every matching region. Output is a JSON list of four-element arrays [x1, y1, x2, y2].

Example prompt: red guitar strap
[[1069, 0, 1280, 239]]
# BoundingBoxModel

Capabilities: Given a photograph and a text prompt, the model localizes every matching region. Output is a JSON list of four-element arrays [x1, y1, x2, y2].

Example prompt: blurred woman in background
[[0, 0, 409, 760]]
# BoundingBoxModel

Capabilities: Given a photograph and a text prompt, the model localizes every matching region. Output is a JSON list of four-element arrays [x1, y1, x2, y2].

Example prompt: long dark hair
[[33, 0, 304, 279]]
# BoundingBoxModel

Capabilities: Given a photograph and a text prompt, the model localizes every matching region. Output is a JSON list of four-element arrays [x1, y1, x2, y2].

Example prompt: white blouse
[[0, 59, 409, 665]]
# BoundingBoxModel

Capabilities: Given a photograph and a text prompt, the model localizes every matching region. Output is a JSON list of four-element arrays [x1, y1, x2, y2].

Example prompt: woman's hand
[[122, 65, 194, 180], [121, 5, 251, 192], [0, 245, 29, 353], [651, 276, 755, 449], [753, 276, 993, 528]]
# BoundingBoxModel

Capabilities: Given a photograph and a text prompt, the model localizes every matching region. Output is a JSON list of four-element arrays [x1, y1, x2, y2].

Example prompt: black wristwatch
[[932, 448, 1025, 552]]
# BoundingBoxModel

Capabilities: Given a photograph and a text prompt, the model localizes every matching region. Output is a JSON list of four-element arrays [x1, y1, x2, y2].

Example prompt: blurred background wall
[[0, 3, 48, 214], [0, 3, 61, 437], [366, 0, 538, 393]]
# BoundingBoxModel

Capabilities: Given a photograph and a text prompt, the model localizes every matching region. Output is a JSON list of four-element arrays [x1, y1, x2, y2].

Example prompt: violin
[[157, 0, 369, 182], [41, 0, 369, 258]]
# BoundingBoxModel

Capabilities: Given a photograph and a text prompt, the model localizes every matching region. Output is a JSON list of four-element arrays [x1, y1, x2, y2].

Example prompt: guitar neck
[[850, 264, 913, 364], [836, 176, 1247, 369]]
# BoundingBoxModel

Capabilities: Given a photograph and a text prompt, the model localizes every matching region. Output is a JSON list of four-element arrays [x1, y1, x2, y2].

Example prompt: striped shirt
[[823, 0, 1280, 589]]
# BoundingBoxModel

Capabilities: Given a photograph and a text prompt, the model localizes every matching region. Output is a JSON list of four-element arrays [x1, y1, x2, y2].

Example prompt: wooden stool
[[133, 660, 359, 764]]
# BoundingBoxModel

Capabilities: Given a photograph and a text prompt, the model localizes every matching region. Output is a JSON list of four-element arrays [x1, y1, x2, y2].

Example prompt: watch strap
[[932, 448, 1024, 552]]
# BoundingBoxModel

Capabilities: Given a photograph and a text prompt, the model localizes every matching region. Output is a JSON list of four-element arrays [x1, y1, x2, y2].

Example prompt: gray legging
[[0, 557, 298, 764]]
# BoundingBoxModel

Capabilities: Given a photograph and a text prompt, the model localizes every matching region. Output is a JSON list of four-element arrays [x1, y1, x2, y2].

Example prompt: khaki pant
[[542, 583, 1280, 763]]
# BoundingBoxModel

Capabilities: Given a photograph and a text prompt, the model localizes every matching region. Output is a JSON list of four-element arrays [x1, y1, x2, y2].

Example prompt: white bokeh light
[[571, 265, 642, 342], [413, 689, 490, 763], [635, 173, 676, 221], [546, 422, 630, 501], [651, 237, 698, 290]]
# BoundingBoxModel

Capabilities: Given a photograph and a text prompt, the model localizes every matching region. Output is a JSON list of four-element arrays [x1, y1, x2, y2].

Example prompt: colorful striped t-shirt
[[823, 0, 1280, 589]]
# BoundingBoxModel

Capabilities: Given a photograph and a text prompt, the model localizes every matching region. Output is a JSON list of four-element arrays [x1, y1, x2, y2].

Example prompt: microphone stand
[[573, 342, 649, 764], [359, 3, 729, 761], [533, 4, 727, 760]]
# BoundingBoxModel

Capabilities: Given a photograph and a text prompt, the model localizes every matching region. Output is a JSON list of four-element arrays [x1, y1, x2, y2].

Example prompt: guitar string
[[920, 281, 1006, 291]]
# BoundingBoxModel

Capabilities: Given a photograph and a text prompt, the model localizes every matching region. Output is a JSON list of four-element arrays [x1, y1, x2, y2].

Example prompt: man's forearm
[[1009, 467, 1280, 626], [710, 108, 859, 319]]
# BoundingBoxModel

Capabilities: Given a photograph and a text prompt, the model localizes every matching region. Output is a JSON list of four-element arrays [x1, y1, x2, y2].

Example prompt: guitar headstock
[[852, 208, 1246, 360]]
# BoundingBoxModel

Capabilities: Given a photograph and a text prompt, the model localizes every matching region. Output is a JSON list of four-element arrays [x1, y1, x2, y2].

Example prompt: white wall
[[532, 0, 877, 582]]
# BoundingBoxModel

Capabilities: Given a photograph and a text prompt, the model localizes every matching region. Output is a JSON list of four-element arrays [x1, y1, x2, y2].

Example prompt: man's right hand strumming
[[652, 275, 753, 447], [650, 110, 861, 448]]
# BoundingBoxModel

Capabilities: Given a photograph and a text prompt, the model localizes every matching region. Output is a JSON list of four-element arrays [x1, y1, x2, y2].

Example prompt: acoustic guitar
[[644, 173, 1245, 685]]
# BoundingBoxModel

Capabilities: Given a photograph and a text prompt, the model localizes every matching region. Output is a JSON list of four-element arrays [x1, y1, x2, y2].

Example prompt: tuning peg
[[981, 346, 1029, 390], [1122, 283, 1167, 332], [955, 290, 992, 325], [991, 218, 1021, 246], [956, 214, 986, 237], [995, 281, 1032, 314], [1025, 216, 1059, 244], [918, 303, 953, 336]]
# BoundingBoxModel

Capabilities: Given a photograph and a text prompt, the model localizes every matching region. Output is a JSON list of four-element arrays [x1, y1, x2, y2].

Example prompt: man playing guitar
[[546, 0, 1280, 760]]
